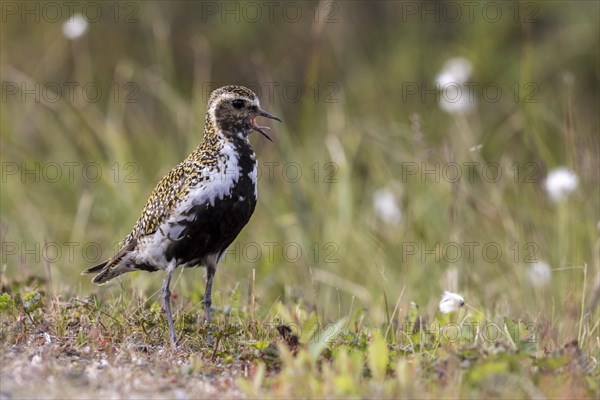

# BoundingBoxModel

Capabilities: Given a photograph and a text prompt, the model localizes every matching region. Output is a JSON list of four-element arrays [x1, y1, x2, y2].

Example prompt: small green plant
[[0, 293, 15, 315]]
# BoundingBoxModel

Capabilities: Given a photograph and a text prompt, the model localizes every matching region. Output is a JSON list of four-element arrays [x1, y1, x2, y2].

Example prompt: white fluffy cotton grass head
[[434, 57, 476, 114], [544, 167, 579, 202], [439, 291, 465, 314], [62, 14, 89, 40], [372, 187, 402, 226], [527, 261, 552, 289]]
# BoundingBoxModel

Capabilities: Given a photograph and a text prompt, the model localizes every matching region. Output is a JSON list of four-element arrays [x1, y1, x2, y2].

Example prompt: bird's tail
[[81, 239, 137, 285], [91, 266, 131, 284], [82, 261, 106, 275], [82, 261, 132, 285]]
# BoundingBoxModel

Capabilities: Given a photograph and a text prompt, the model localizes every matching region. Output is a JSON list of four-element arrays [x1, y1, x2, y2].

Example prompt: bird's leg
[[162, 260, 178, 346], [203, 263, 216, 324]]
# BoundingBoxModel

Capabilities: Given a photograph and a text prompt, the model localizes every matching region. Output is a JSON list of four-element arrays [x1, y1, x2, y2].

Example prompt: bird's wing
[[82, 164, 192, 276]]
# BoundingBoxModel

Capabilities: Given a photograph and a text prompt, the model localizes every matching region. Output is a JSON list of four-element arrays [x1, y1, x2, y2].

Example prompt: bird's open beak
[[252, 109, 282, 141]]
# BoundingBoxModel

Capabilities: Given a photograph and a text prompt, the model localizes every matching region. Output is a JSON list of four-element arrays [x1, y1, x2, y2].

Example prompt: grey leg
[[203, 262, 216, 324], [162, 260, 177, 346]]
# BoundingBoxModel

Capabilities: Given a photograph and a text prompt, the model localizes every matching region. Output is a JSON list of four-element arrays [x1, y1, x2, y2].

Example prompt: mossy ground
[[1, 276, 597, 398]]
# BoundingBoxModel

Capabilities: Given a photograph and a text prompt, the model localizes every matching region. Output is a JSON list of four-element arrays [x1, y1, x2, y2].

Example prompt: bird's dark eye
[[232, 99, 244, 109]]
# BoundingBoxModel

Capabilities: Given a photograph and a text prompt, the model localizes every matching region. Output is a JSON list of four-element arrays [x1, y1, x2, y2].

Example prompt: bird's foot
[[168, 324, 179, 348], [169, 334, 178, 348]]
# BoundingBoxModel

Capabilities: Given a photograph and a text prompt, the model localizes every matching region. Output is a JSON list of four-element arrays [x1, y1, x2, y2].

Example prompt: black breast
[[165, 139, 257, 267]]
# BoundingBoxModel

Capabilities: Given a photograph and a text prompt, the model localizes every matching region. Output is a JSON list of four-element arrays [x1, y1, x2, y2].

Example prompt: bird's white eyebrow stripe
[[208, 93, 261, 116], [218, 92, 260, 105]]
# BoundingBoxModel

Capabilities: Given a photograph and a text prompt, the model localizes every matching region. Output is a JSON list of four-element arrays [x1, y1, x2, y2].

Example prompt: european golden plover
[[83, 85, 281, 345]]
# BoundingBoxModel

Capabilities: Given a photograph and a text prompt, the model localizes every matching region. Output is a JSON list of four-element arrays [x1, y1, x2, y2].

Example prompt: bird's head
[[207, 85, 281, 141]]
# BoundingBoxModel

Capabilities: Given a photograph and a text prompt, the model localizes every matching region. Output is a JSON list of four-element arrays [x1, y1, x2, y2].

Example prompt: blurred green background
[[1, 1, 598, 344]]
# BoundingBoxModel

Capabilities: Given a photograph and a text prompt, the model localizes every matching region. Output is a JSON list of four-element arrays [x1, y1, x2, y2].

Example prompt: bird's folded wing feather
[[132, 167, 189, 238], [83, 165, 193, 274]]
